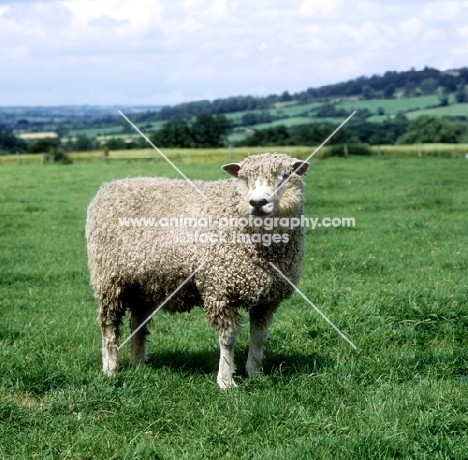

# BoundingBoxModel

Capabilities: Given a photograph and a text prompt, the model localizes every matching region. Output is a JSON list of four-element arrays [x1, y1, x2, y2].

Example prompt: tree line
[[237, 116, 467, 147], [1, 113, 466, 155], [136, 67, 468, 121]]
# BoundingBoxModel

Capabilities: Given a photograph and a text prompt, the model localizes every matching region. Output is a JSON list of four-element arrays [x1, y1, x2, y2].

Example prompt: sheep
[[86, 153, 310, 388]]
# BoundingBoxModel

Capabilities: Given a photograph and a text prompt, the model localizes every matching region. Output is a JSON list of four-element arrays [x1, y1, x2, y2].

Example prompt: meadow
[[0, 155, 467, 459], [2, 142, 468, 168]]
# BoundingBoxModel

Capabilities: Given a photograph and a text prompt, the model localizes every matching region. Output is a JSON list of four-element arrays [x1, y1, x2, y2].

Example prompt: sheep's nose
[[249, 198, 268, 208]]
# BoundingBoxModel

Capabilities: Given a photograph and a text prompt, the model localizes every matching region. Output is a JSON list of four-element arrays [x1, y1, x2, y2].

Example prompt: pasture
[[0, 156, 467, 459], [2, 143, 468, 168]]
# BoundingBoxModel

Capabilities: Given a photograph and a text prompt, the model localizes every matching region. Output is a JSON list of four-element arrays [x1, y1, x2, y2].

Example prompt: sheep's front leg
[[206, 299, 240, 388], [217, 333, 237, 389], [246, 314, 271, 377]]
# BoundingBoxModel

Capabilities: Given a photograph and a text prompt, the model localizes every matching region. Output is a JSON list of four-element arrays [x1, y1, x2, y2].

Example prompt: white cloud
[[297, 0, 337, 17], [456, 26, 468, 39], [183, 0, 204, 9], [422, 27, 443, 41], [398, 17, 425, 37], [422, 0, 468, 22], [202, 0, 228, 20], [62, 0, 163, 37], [306, 24, 321, 34]]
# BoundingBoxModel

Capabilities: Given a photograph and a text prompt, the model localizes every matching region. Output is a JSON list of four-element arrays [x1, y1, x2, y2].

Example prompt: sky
[[1, 0, 468, 106]]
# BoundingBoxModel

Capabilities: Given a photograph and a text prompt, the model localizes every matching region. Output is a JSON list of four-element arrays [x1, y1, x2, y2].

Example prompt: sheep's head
[[222, 153, 309, 218]]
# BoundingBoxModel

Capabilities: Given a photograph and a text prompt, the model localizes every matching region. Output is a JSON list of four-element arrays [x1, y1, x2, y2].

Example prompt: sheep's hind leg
[[246, 312, 273, 377], [129, 309, 150, 367], [99, 304, 124, 375]]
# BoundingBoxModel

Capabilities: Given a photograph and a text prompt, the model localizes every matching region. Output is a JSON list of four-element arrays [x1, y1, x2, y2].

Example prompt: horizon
[[0, 65, 464, 110]]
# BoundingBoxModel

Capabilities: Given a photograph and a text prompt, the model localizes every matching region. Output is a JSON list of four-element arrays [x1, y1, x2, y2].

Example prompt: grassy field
[[2, 143, 468, 167], [406, 103, 468, 120], [336, 95, 441, 117], [1, 157, 468, 459]]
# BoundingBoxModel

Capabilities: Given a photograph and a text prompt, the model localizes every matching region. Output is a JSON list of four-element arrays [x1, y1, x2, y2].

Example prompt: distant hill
[[154, 66, 468, 120], [1, 67, 467, 152]]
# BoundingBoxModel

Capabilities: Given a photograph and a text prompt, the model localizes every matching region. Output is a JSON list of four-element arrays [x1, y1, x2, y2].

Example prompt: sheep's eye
[[281, 173, 289, 181]]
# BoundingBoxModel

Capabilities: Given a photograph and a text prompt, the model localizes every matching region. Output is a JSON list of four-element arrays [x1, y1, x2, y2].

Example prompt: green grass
[[66, 125, 126, 138], [406, 103, 468, 120], [66, 120, 167, 141], [372, 144, 468, 157], [337, 95, 441, 116], [1, 157, 468, 458], [3, 144, 468, 168], [251, 116, 337, 129]]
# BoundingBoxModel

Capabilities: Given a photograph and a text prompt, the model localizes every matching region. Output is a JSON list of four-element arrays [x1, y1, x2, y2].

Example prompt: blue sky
[[1, 0, 467, 106]]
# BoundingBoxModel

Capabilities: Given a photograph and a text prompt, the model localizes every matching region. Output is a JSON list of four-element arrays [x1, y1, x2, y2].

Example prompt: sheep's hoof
[[103, 367, 117, 376], [217, 375, 237, 389], [102, 362, 118, 375], [245, 359, 263, 378]]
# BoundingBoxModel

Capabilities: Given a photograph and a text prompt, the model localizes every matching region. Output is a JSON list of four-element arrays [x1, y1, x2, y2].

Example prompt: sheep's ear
[[292, 161, 310, 176], [222, 163, 241, 178]]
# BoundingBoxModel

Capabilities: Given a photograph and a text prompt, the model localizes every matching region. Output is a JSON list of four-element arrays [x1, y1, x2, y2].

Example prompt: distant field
[[406, 103, 468, 119], [337, 95, 441, 116], [66, 125, 125, 138], [2, 143, 468, 167], [51, 96, 465, 146], [65, 120, 167, 141], [277, 101, 323, 117], [251, 116, 332, 129], [372, 143, 468, 157], [221, 95, 459, 134], [0, 158, 467, 458]]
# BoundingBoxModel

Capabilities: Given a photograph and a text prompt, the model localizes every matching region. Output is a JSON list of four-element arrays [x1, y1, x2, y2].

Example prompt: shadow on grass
[[145, 347, 332, 378]]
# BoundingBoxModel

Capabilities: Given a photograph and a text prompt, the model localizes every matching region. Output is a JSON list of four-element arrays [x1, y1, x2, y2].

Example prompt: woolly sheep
[[86, 153, 310, 388]]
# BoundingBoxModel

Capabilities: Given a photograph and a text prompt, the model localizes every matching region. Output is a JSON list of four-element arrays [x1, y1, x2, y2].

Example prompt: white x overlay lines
[[274, 111, 356, 197], [116, 110, 357, 354], [118, 261, 207, 350], [118, 110, 207, 199], [269, 262, 357, 350]]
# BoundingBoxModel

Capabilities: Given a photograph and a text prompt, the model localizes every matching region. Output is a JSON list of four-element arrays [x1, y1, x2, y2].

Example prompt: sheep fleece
[[86, 153, 308, 372]]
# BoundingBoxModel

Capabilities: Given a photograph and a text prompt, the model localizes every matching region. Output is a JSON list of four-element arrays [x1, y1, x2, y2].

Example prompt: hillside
[[1, 67, 467, 152]]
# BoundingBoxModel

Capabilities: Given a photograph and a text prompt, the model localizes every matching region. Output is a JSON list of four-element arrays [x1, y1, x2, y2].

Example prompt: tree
[[237, 125, 292, 147], [315, 103, 348, 118], [384, 84, 396, 99], [397, 115, 467, 144], [404, 81, 418, 97], [0, 130, 27, 153], [438, 90, 449, 106], [150, 114, 230, 148], [191, 114, 229, 148], [362, 85, 374, 100], [280, 91, 292, 102], [292, 124, 346, 146], [241, 113, 258, 126], [28, 138, 56, 153], [454, 86, 468, 103], [420, 77, 438, 95], [151, 119, 193, 148], [74, 135, 95, 151], [104, 138, 127, 150]]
